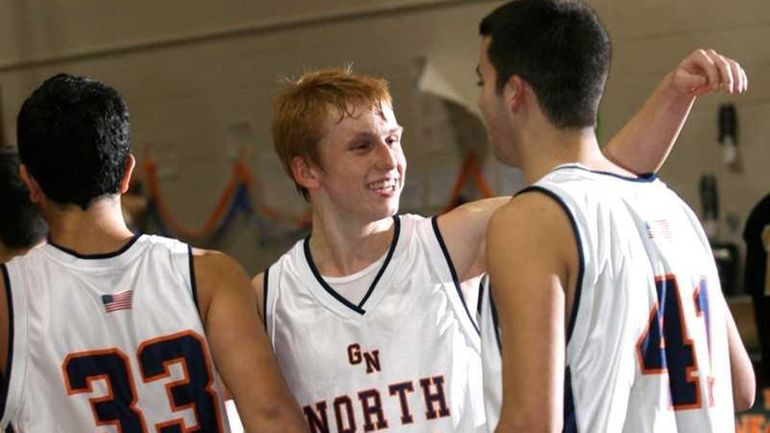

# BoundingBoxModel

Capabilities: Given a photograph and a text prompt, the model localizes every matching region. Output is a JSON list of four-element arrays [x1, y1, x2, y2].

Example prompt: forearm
[[604, 72, 696, 174]]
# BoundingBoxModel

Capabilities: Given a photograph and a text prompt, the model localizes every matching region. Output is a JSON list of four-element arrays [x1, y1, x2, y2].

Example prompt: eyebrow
[[349, 126, 403, 142]]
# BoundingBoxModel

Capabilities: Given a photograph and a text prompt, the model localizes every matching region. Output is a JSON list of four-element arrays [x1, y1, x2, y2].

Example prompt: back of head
[[271, 67, 391, 199], [479, 0, 611, 128], [0, 147, 46, 251], [17, 73, 131, 210]]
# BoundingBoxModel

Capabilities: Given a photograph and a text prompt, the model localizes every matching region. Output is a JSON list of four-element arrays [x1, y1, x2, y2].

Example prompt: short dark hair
[[17, 73, 131, 210], [479, 0, 611, 128], [0, 147, 47, 249]]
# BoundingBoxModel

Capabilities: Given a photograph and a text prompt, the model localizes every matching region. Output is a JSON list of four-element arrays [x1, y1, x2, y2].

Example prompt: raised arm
[[194, 250, 307, 433], [486, 192, 578, 433], [604, 49, 747, 174]]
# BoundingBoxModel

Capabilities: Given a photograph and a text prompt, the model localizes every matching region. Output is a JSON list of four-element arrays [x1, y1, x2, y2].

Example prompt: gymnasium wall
[[0, 0, 767, 276], [596, 0, 770, 264]]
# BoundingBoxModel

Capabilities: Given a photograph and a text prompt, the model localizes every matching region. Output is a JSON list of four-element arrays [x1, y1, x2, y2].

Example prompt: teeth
[[369, 179, 398, 190]]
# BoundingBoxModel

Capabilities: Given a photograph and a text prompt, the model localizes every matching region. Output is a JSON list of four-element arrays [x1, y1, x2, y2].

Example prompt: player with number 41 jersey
[[481, 165, 746, 432]]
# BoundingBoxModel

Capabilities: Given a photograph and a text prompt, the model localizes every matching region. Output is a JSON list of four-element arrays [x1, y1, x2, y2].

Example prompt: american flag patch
[[102, 289, 133, 313], [646, 219, 673, 240]]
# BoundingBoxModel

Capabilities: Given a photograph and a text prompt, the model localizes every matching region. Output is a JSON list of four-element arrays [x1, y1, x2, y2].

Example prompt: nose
[[375, 140, 398, 171]]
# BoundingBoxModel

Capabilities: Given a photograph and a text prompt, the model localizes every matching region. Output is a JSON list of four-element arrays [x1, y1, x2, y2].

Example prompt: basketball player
[[246, 41, 746, 432], [478, 1, 755, 431], [0, 147, 46, 263], [0, 74, 307, 432]]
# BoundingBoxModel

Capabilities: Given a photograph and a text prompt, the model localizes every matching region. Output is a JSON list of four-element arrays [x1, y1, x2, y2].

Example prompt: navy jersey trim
[[358, 216, 400, 308], [262, 267, 270, 330], [552, 164, 657, 183], [47, 233, 142, 259], [516, 186, 585, 344], [0, 265, 13, 419], [188, 245, 201, 317], [487, 284, 503, 353], [563, 367, 578, 433], [304, 215, 400, 316], [431, 216, 481, 335], [476, 277, 485, 318]]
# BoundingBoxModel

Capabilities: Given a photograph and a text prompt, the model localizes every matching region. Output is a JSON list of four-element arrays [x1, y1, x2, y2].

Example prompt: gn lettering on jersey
[[302, 343, 451, 432]]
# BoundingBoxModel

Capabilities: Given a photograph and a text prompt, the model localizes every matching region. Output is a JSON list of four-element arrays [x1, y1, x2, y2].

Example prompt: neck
[[308, 207, 395, 277], [43, 196, 135, 255], [517, 125, 626, 184]]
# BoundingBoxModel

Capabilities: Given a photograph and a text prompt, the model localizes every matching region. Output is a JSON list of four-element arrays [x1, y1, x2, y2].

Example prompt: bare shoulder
[[438, 197, 510, 236], [190, 248, 252, 320], [251, 272, 265, 293], [191, 247, 248, 278], [487, 191, 575, 262], [489, 192, 566, 232], [251, 272, 266, 320], [436, 197, 511, 280]]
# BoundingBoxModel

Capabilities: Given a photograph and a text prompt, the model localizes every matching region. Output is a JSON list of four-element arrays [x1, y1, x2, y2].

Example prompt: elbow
[[495, 415, 561, 433], [247, 403, 307, 433], [732, 359, 757, 412], [734, 382, 756, 412], [496, 424, 561, 433]]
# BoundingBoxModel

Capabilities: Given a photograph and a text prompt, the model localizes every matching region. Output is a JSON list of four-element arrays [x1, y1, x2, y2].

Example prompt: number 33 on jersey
[[1, 236, 230, 432]]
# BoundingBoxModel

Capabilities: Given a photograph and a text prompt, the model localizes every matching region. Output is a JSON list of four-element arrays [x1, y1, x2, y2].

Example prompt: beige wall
[[1, 0, 767, 272], [594, 0, 770, 251]]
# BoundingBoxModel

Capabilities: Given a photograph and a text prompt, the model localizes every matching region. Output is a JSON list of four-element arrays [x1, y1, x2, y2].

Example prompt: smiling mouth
[[368, 178, 399, 194]]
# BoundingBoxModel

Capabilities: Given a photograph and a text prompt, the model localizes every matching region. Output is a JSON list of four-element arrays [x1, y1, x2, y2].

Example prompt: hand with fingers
[[671, 49, 748, 96]]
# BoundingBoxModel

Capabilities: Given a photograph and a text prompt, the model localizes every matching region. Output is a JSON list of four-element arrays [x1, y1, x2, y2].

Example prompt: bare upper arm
[[252, 272, 266, 322], [192, 249, 305, 432], [720, 294, 756, 411], [486, 192, 578, 431], [437, 197, 510, 281]]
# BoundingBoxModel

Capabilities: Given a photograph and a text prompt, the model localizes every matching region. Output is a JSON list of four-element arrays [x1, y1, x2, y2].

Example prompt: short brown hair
[[271, 67, 392, 199]]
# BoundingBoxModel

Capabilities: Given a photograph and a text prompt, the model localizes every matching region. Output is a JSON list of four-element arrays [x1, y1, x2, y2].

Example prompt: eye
[[351, 140, 372, 151], [386, 135, 401, 147], [477, 79, 484, 87]]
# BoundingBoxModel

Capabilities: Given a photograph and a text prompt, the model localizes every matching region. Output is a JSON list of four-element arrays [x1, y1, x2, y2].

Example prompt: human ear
[[119, 154, 136, 194], [290, 156, 321, 191], [18, 164, 43, 203], [504, 75, 526, 113]]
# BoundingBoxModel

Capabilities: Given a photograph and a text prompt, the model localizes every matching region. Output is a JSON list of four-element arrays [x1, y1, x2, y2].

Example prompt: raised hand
[[670, 49, 748, 96]]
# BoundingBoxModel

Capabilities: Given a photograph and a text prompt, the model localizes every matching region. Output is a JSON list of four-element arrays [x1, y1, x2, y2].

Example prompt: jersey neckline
[[46, 233, 143, 259], [303, 215, 401, 315], [551, 163, 658, 183]]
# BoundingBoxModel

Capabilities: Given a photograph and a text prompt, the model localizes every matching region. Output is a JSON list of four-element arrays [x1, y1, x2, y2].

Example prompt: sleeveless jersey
[[480, 165, 734, 433], [0, 235, 229, 433], [263, 214, 486, 432]]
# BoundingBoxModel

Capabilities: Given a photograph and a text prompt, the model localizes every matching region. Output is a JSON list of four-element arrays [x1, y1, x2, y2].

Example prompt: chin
[[374, 200, 400, 220]]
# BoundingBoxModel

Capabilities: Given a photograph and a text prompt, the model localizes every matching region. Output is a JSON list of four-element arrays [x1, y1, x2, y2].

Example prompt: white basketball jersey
[[0, 235, 229, 433], [263, 214, 486, 432], [480, 165, 734, 433]]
